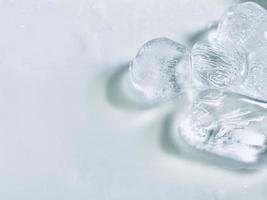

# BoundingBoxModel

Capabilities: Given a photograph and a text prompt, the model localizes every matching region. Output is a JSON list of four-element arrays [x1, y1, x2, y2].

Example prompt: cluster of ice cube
[[193, 2, 267, 101], [129, 2, 267, 163]]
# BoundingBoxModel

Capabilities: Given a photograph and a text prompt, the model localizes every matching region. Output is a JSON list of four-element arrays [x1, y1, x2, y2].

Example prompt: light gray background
[[0, 0, 267, 199]]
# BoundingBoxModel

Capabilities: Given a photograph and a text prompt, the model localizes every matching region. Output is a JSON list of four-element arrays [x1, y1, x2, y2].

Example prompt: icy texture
[[177, 89, 267, 163], [129, 38, 190, 102], [191, 39, 248, 88], [217, 2, 267, 51], [244, 47, 267, 100]]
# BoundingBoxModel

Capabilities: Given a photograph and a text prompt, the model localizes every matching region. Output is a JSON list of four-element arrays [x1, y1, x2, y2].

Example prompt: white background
[[1, 0, 267, 199]]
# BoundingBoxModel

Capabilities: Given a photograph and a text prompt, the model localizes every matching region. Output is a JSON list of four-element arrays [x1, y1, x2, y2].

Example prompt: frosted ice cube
[[217, 2, 267, 51], [177, 89, 267, 163], [191, 39, 248, 88], [129, 38, 190, 102]]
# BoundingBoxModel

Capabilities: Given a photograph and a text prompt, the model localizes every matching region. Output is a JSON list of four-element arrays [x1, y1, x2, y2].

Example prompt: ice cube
[[177, 89, 267, 163], [191, 39, 248, 89], [217, 2, 267, 51], [129, 38, 190, 102]]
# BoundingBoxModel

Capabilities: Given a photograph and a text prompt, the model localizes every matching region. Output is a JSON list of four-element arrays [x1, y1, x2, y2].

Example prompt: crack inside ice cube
[[129, 38, 190, 102]]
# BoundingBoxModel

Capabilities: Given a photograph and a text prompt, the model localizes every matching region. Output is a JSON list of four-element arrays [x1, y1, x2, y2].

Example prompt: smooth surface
[[1, 0, 267, 199]]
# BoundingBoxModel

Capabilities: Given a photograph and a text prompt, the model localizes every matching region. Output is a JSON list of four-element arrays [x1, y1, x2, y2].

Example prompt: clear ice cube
[[191, 39, 248, 89], [217, 2, 267, 51], [129, 38, 190, 102], [177, 89, 267, 163]]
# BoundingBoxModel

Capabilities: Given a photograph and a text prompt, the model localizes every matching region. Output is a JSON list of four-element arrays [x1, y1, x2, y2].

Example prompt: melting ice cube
[[217, 1, 267, 51], [177, 89, 267, 163], [129, 38, 190, 103]]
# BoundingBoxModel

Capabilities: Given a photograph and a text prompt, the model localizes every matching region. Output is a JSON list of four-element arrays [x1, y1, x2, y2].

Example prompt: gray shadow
[[160, 112, 267, 174], [160, 111, 180, 156], [105, 62, 157, 111]]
